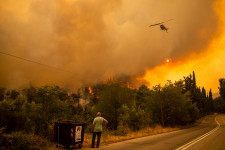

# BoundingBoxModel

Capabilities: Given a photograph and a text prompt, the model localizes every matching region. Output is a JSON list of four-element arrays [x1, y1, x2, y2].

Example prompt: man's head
[[97, 112, 101, 117]]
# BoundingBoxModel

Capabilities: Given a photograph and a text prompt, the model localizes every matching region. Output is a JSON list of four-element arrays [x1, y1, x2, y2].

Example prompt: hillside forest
[[1, 71, 225, 149]]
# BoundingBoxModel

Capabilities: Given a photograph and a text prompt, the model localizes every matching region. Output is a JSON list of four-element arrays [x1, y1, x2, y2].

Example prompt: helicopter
[[149, 19, 173, 32]]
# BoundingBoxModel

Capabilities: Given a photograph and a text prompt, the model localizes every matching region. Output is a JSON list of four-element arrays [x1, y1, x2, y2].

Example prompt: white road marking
[[175, 117, 220, 150]]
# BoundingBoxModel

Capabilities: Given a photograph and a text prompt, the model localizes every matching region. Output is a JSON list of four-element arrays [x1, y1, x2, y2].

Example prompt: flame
[[89, 87, 94, 95]]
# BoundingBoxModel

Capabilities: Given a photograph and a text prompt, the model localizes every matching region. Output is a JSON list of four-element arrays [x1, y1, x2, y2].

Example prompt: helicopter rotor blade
[[149, 19, 173, 27], [162, 19, 174, 23], [149, 22, 162, 27]]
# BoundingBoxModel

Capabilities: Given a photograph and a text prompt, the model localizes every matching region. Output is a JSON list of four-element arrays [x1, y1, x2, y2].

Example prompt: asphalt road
[[85, 114, 225, 150], [183, 114, 225, 150]]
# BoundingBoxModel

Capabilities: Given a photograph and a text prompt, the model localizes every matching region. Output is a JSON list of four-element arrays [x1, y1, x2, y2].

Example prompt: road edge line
[[175, 116, 220, 150]]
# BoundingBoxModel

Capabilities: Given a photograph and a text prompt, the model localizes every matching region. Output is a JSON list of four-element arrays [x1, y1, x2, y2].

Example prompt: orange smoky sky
[[0, 0, 221, 93], [141, 0, 225, 95]]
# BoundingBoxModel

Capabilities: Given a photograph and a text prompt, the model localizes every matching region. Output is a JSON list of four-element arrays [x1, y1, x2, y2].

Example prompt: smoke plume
[[0, 0, 218, 89]]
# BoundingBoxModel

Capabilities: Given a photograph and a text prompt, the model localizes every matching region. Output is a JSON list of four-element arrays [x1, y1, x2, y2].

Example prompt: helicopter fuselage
[[160, 24, 168, 31]]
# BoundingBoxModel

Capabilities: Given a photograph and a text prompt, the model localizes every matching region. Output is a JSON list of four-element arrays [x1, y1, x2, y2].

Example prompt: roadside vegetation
[[82, 125, 179, 147], [1, 71, 225, 149]]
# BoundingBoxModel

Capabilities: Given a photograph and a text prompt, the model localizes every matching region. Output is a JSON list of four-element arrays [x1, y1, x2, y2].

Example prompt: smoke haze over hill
[[0, 0, 218, 90]]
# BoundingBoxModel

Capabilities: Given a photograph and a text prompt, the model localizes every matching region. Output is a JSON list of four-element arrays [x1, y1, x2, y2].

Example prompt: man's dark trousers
[[91, 132, 102, 148]]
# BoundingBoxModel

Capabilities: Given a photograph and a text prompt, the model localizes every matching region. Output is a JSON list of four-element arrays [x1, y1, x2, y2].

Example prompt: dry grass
[[82, 125, 179, 148], [48, 115, 221, 149], [216, 114, 225, 125]]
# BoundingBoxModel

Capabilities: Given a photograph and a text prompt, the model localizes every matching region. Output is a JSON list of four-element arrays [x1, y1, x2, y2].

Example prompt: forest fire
[[88, 87, 94, 95], [140, 0, 225, 92], [0, 0, 221, 92], [1, 1, 225, 149]]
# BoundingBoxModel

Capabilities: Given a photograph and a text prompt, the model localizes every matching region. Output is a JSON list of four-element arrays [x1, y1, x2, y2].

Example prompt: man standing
[[91, 112, 108, 148]]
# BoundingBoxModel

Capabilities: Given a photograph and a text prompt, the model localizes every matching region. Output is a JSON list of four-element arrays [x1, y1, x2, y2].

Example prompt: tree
[[95, 81, 135, 130], [71, 89, 81, 106], [10, 90, 20, 100], [119, 104, 149, 131], [214, 78, 225, 113], [201, 87, 208, 115], [22, 86, 37, 103], [214, 96, 225, 113], [182, 71, 211, 117], [0, 88, 5, 101], [55, 86, 69, 101], [136, 84, 151, 109], [160, 84, 199, 126], [208, 89, 214, 113], [192, 71, 197, 89], [219, 78, 225, 100], [36, 86, 59, 123], [88, 84, 105, 106], [0, 96, 27, 132], [174, 80, 185, 93]]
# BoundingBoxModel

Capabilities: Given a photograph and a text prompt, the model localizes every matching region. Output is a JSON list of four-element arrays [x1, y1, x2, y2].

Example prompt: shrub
[[0, 131, 49, 150], [119, 105, 151, 131], [0, 96, 27, 132]]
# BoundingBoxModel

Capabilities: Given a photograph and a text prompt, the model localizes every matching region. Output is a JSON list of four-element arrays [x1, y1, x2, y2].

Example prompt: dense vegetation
[[0, 71, 224, 149], [214, 78, 225, 113]]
